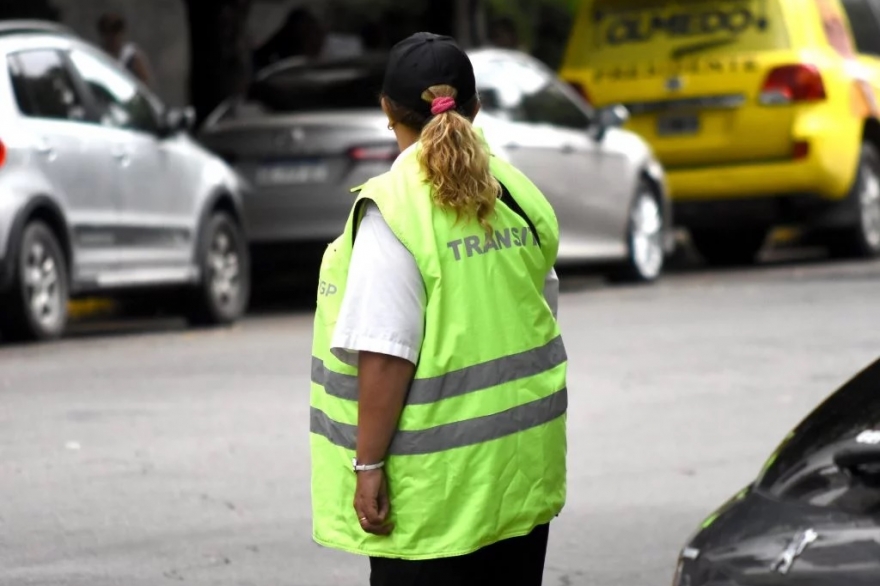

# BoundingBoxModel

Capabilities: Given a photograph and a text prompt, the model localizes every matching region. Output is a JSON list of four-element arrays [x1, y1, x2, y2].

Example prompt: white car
[[0, 21, 250, 342], [470, 48, 672, 280]]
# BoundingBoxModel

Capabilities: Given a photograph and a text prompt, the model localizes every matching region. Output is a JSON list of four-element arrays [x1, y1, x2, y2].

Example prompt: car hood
[[680, 488, 880, 584]]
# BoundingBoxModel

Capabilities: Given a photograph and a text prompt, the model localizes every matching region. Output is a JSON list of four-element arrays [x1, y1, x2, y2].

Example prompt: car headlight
[[671, 558, 684, 586], [671, 486, 750, 586], [671, 547, 700, 586]]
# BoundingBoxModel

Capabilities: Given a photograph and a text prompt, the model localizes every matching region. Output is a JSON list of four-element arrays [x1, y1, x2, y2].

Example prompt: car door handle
[[112, 147, 132, 166], [34, 140, 56, 160], [560, 144, 575, 154]]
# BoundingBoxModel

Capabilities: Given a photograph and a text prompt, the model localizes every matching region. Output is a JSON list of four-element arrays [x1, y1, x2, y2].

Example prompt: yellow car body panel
[[560, 0, 880, 224]]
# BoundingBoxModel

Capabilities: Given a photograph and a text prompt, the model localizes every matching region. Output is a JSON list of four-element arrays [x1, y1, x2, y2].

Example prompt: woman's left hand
[[354, 469, 393, 535]]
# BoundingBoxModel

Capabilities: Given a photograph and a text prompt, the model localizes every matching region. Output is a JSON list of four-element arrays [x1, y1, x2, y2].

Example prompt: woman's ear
[[380, 96, 393, 123], [471, 99, 482, 120]]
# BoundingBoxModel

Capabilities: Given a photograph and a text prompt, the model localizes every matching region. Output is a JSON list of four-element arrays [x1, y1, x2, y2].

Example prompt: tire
[[610, 181, 665, 283], [186, 212, 250, 326], [0, 221, 69, 342], [822, 143, 880, 259], [690, 228, 767, 267]]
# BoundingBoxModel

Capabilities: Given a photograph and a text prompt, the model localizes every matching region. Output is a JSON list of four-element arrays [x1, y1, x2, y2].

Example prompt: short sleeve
[[330, 202, 427, 366], [544, 267, 559, 319]]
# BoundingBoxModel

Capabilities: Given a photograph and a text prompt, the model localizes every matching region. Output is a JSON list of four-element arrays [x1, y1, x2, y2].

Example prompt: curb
[[771, 227, 801, 244], [68, 298, 120, 320]]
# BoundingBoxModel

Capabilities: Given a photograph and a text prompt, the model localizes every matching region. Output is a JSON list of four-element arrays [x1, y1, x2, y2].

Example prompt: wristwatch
[[352, 458, 385, 473]]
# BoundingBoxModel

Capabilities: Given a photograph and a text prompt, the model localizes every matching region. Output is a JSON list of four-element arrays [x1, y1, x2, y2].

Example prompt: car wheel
[[186, 212, 250, 326], [0, 221, 68, 342], [824, 143, 880, 259], [610, 181, 665, 283], [690, 228, 767, 267]]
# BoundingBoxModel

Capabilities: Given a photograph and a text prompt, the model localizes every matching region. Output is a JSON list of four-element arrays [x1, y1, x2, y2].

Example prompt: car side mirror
[[591, 105, 630, 142], [163, 106, 196, 136], [834, 445, 880, 487]]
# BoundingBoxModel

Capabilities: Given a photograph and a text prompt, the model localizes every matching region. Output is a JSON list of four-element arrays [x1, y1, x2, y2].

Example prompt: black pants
[[369, 524, 550, 586]]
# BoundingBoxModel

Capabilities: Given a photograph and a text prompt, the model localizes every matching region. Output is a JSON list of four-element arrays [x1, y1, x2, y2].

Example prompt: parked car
[[561, 0, 880, 266], [199, 48, 673, 283], [674, 357, 880, 585], [0, 21, 250, 342]]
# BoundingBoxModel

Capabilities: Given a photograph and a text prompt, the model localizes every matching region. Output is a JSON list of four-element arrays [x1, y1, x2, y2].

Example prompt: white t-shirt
[[330, 203, 559, 367]]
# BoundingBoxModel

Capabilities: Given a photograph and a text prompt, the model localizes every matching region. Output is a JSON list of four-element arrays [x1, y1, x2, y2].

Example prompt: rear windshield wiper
[[672, 37, 738, 60]]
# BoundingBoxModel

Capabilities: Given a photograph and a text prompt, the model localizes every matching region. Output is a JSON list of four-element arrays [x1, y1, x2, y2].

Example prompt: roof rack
[[0, 20, 76, 38]]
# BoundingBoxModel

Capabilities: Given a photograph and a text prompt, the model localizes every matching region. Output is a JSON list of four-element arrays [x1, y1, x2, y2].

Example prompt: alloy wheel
[[208, 227, 242, 313], [859, 163, 880, 251], [631, 192, 664, 280], [23, 240, 63, 331]]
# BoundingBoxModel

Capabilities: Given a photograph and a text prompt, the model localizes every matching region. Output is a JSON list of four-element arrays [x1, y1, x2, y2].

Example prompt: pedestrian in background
[[96, 13, 153, 87], [310, 32, 567, 586], [488, 16, 525, 51]]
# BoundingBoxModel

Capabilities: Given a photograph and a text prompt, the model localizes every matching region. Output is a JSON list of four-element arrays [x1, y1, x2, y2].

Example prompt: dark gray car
[[200, 49, 673, 282]]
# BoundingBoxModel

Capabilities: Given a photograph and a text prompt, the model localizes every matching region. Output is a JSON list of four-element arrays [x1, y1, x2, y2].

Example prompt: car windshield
[[242, 56, 387, 115], [757, 358, 880, 494]]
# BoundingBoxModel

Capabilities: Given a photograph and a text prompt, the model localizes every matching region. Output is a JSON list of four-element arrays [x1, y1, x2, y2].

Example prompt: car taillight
[[760, 64, 826, 105], [0, 139, 6, 167], [349, 144, 399, 162], [568, 81, 591, 105]]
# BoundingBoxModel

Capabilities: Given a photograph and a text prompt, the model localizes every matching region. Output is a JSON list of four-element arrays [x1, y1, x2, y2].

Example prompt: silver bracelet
[[352, 458, 385, 473]]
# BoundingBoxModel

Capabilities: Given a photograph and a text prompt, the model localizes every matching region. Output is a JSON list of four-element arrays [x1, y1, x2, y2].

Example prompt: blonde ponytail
[[385, 85, 500, 235], [417, 85, 500, 235]]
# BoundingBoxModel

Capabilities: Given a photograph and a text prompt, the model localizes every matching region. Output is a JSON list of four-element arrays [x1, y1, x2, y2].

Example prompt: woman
[[96, 13, 153, 87], [310, 33, 568, 586]]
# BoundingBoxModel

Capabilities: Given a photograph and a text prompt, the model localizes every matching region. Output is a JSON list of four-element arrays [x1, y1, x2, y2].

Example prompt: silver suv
[[0, 22, 250, 342]]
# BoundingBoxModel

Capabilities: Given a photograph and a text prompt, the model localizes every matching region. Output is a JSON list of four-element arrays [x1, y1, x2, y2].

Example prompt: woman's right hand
[[354, 469, 393, 536]]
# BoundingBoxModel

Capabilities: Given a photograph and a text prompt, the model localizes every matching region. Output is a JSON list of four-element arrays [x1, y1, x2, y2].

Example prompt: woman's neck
[[393, 126, 420, 152]]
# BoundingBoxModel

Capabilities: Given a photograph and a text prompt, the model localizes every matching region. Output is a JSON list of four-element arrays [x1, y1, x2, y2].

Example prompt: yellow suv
[[560, 0, 880, 265]]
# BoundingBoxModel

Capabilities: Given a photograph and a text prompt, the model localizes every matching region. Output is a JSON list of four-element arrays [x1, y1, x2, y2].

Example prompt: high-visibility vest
[[310, 142, 568, 561]]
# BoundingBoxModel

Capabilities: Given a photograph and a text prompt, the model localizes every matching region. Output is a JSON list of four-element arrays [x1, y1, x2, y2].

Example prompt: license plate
[[255, 162, 330, 186], [656, 114, 700, 136]]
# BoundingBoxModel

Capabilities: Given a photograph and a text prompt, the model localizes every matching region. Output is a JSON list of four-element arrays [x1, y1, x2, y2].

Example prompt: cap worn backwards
[[382, 32, 477, 118]]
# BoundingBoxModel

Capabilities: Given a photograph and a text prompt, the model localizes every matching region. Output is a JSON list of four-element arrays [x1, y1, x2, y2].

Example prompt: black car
[[674, 358, 880, 585]]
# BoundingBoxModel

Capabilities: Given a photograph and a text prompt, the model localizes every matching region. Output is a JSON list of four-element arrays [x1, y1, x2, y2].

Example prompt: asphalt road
[[3, 256, 880, 586]]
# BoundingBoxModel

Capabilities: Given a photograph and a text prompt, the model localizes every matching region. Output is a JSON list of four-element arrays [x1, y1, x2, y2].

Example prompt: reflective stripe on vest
[[312, 335, 566, 404], [311, 388, 567, 456]]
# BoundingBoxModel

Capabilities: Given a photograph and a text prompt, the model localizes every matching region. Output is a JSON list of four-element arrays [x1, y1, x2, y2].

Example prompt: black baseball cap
[[382, 32, 477, 118]]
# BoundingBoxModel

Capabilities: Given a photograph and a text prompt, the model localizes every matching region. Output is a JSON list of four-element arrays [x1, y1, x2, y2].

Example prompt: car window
[[841, 0, 880, 56], [757, 360, 880, 514], [243, 58, 385, 115], [7, 50, 86, 122], [68, 49, 160, 134], [474, 56, 589, 130], [473, 58, 528, 123]]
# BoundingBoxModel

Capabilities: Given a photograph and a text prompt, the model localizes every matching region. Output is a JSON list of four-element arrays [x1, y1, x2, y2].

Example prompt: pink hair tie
[[431, 96, 457, 116]]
